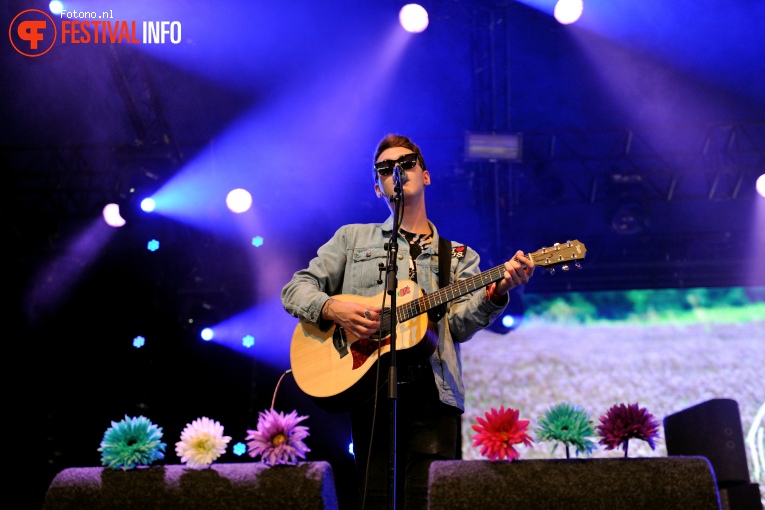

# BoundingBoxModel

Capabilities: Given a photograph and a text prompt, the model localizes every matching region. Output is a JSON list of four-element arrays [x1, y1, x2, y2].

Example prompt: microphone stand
[[385, 165, 405, 510]]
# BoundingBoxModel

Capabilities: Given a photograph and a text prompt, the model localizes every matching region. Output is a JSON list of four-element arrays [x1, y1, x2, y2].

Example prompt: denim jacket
[[280, 216, 508, 412]]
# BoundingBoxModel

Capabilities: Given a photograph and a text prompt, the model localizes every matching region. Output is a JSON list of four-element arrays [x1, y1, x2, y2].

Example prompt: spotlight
[[399, 4, 428, 33], [488, 287, 525, 334], [554, 0, 584, 25], [48, 1, 63, 15], [180, 296, 227, 341], [489, 312, 522, 334], [116, 163, 165, 224], [140, 197, 156, 213], [102, 203, 126, 227], [226, 188, 252, 213], [756, 174, 765, 198], [501, 314, 516, 329]]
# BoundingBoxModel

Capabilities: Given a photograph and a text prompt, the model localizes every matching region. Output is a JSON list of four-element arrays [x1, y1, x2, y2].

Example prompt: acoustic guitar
[[290, 240, 586, 412]]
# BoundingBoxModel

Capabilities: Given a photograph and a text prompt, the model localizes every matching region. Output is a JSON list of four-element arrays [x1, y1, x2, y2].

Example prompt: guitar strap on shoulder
[[427, 235, 452, 322], [438, 236, 451, 289]]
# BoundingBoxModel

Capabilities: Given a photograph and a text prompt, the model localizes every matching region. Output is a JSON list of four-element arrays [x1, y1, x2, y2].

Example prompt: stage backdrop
[[460, 286, 764, 491]]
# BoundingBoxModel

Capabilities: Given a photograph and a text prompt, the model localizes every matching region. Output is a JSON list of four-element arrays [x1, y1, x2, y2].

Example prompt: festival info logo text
[[10, 9, 182, 57]]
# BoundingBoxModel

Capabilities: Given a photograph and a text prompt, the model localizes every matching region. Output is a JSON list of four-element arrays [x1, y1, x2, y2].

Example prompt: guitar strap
[[438, 236, 451, 289], [427, 235, 451, 322]]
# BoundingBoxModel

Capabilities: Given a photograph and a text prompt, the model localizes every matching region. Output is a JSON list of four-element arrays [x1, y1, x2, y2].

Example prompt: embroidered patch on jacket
[[452, 246, 467, 259]]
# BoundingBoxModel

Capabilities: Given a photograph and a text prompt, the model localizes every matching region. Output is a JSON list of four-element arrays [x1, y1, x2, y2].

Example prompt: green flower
[[98, 415, 167, 470], [535, 402, 597, 458]]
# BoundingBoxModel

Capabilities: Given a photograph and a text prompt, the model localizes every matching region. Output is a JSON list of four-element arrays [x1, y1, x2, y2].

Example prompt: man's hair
[[372, 134, 428, 182]]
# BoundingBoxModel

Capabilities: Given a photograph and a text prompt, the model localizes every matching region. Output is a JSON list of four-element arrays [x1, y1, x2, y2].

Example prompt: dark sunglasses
[[374, 153, 419, 177]]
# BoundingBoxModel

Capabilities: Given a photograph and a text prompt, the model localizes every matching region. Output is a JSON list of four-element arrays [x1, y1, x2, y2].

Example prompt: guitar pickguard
[[350, 336, 391, 370]]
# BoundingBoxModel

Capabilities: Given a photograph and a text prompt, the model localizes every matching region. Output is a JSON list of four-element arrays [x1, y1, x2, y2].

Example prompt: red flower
[[471, 406, 533, 461], [597, 403, 660, 456]]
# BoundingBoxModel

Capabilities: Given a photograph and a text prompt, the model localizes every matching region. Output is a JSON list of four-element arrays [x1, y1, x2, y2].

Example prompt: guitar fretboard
[[395, 264, 506, 322], [393, 241, 584, 323]]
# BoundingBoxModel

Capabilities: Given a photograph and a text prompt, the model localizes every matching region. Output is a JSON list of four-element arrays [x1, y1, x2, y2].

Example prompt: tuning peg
[[561, 265, 570, 272], [575, 261, 582, 269]]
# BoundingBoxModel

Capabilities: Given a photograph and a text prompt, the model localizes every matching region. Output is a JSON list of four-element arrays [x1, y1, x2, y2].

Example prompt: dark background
[[3, 1, 763, 508]]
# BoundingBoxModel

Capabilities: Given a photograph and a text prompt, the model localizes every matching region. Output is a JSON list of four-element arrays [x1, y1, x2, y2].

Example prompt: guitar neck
[[397, 264, 508, 322], [395, 240, 585, 322]]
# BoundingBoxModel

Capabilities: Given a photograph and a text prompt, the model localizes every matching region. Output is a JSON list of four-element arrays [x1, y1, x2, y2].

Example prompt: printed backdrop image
[[461, 286, 765, 495]]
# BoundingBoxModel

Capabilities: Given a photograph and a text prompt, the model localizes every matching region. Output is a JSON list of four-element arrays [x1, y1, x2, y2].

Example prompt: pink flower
[[245, 409, 310, 465], [597, 403, 660, 456], [471, 406, 533, 461]]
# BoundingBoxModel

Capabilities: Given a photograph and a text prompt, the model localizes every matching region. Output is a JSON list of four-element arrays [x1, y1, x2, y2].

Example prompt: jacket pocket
[[350, 247, 388, 293]]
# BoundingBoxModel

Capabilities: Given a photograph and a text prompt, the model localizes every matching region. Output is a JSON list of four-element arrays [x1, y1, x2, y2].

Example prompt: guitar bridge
[[333, 326, 349, 358]]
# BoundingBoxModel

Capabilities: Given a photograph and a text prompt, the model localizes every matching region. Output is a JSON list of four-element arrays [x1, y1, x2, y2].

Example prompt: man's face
[[374, 146, 430, 201]]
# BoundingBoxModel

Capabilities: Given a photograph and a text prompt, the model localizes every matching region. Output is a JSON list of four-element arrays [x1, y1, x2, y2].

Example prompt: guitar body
[[290, 281, 439, 412]]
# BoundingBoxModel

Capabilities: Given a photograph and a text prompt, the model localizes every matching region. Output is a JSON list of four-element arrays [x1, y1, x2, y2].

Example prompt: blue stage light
[[140, 197, 156, 212], [501, 314, 516, 329]]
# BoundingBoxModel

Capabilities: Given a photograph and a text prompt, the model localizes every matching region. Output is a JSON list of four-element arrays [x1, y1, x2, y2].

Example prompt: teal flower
[[535, 402, 597, 458], [98, 415, 167, 470]]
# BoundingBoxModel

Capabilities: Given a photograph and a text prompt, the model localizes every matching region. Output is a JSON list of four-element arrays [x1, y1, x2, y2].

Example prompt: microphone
[[393, 164, 409, 187]]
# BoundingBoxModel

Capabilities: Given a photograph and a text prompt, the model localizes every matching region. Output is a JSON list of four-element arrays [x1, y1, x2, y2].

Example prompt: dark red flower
[[597, 403, 660, 456]]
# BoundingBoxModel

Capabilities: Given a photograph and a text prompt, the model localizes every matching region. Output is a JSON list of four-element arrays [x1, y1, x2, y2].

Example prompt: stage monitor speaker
[[42, 462, 339, 510], [663, 398, 751, 486], [428, 457, 721, 510]]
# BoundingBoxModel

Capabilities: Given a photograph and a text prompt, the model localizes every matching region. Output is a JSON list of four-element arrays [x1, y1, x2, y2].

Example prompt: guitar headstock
[[528, 240, 586, 274]]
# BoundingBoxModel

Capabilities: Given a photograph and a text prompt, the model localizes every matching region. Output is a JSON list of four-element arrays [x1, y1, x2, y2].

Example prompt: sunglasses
[[374, 153, 419, 177]]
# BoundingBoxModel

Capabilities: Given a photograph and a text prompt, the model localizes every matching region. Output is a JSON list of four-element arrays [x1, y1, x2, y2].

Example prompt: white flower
[[175, 417, 232, 468]]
